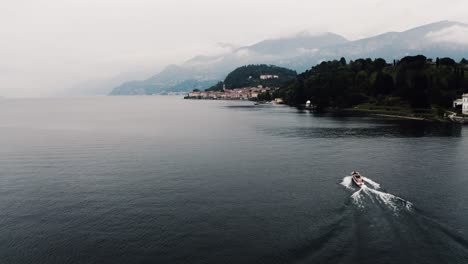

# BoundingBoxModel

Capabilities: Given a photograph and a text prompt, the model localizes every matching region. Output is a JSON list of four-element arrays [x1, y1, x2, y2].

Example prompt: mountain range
[[110, 21, 468, 95]]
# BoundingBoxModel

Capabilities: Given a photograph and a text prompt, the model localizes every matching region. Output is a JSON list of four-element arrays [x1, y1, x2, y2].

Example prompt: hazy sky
[[1, 0, 467, 97]]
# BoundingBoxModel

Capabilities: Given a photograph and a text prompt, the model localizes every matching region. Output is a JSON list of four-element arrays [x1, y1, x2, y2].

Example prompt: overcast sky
[[1, 0, 467, 97]]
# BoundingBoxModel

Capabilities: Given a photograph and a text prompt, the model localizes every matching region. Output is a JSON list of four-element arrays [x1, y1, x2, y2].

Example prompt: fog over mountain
[[2, 0, 468, 97], [111, 21, 468, 95]]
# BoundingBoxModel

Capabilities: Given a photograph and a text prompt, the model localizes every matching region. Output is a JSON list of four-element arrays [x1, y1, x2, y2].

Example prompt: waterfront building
[[464, 94, 468, 115], [453, 94, 468, 115], [274, 98, 284, 104]]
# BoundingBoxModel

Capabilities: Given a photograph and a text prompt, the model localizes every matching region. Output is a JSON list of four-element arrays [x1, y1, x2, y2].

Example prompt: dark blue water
[[1, 96, 468, 263]]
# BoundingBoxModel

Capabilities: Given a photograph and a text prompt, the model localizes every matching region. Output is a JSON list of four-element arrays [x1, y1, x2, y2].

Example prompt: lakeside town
[[184, 72, 286, 101], [185, 85, 275, 100]]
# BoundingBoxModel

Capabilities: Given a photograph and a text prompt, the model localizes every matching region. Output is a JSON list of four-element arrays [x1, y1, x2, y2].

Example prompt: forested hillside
[[274, 56, 468, 110], [207, 65, 296, 91]]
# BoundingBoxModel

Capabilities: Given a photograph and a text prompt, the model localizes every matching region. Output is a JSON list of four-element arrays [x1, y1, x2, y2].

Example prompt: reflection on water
[[224, 104, 464, 138], [254, 109, 463, 138], [265, 122, 462, 138], [224, 105, 258, 109]]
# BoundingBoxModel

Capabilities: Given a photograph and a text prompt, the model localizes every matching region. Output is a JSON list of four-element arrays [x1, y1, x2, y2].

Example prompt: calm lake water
[[1, 96, 468, 264]]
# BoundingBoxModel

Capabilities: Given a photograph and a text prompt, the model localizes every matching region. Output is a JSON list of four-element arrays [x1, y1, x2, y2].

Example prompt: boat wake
[[267, 177, 468, 263], [341, 176, 412, 212]]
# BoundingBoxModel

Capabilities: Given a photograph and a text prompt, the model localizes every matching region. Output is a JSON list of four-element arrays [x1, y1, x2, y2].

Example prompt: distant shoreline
[[373, 114, 426, 121], [337, 108, 447, 122]]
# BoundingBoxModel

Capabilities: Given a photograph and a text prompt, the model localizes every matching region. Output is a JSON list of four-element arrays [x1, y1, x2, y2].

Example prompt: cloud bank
[[0, 0, 467, 97]]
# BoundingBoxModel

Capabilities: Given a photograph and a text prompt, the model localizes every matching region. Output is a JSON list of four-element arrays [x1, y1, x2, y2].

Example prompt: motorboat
[[351, 171, 364, 187]]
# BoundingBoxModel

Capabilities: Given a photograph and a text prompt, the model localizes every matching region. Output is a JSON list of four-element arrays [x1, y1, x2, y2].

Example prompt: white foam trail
[[351, 188, 364, 208], [340, 176, 355, 190], [363, 177, 380, 189], [364, 186, 413, 212], [342, 176, 412, 212]]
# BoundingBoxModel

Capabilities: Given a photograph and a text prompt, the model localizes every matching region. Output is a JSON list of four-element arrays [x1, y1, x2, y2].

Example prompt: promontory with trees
[[206, 64, 297, 91], [267, 55, 468, 120]]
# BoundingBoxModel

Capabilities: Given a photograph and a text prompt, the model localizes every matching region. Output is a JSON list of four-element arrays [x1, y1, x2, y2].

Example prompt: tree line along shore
[[267, 56, 468, 122]]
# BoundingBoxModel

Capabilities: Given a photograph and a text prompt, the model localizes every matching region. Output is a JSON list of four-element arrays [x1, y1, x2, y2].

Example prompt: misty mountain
[[110, 21, 468, 95], [286, 20, 468, 69], [110, 32, 347, 95], [110, 64, 222, 95]]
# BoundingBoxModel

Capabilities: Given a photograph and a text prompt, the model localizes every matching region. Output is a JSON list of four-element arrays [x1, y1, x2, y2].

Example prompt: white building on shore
[[453, 94, 468, 115], [464, 94, 468, 115]]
